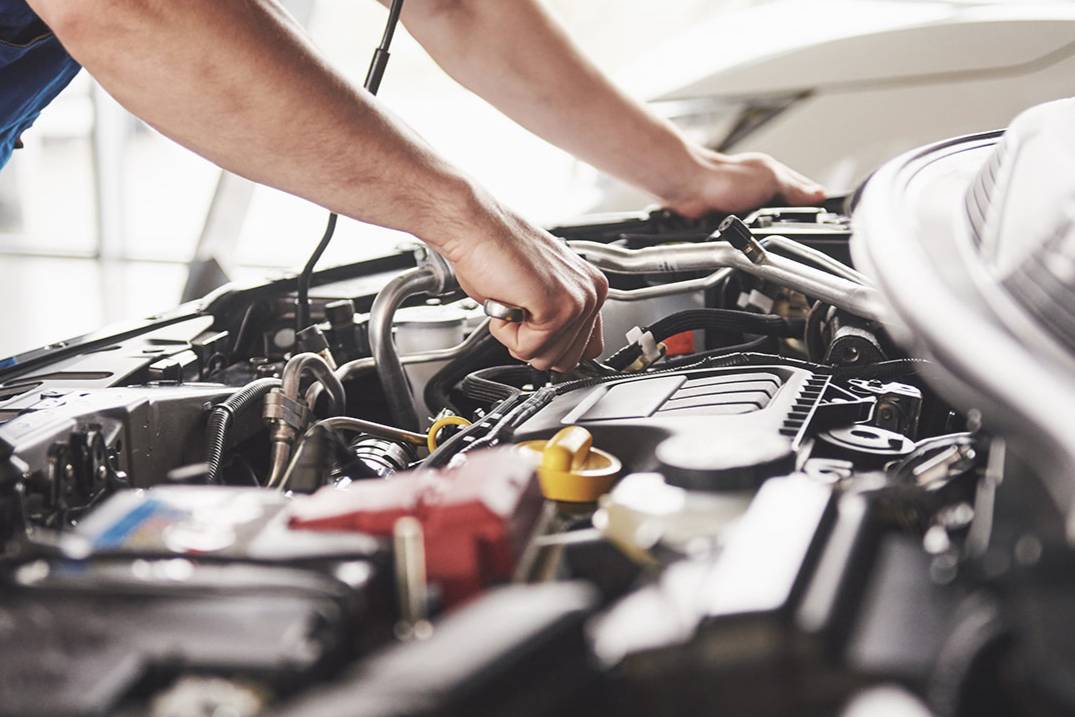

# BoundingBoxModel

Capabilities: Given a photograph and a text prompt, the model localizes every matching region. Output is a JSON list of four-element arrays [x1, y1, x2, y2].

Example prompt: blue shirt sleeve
[[0, 0, 81, 169]]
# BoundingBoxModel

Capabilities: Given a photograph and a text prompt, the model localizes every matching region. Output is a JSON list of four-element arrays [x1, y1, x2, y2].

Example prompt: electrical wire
[[294, 0, 406, 336]]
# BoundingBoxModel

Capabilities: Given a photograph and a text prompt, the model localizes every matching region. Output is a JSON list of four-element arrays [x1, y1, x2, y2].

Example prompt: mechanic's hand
[[439, 199, 608, 373], [664, 147, 826, 218]]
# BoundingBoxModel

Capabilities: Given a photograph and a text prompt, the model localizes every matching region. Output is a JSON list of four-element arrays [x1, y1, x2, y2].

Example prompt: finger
[[581, 312, 605, 361], [546, 281, 605, 371], [533, 303, 596, 371], [782, 179, 825, 205], [548, 314, 598, 372], [488, 317, 528, 357], [782, 170, 826, 204], [516, 278, 601, 370], [489, 304, 570, 363], [491, 307, 584, 370]]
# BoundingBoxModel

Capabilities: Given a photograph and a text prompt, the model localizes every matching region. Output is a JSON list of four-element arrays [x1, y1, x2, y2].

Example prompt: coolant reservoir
[[394, 303, 469, 421], [394, 304, 468, 354]]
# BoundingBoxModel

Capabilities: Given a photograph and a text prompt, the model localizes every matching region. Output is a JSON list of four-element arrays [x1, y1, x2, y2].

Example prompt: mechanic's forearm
[[401, 0, 701, 204], [27, 0, 483, 250]]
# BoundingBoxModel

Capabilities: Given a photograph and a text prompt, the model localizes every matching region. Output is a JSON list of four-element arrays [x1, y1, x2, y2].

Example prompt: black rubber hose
[[423, 326, 512, 414], [460, 365, 542, 405], [205, 377, 281, 484], [833, 358, 930, 380], [604, 308, 801, 370], [659, 334, 774, 369]]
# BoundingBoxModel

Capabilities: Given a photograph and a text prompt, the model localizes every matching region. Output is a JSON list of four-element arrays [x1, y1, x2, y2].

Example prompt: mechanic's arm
[[396, 0, 824, 216], [27, 0, 606, 371]]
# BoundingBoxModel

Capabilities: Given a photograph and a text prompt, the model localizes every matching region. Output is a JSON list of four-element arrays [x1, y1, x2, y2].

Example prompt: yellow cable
[[426, 415, 472, 453]]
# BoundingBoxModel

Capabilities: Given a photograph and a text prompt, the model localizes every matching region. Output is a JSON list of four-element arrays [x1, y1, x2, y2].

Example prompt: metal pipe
[[763, 235, 870, 285], [266, 352, 346, 488], [316, 416, 427, 446], [367, 256, 457, 430], [570, 239, 739, 274], [369, 265, 443, 430], [569, 238, 886, 322], [282, 352, 345, 415], [266, 440, 292, 489], [305, 319, 495, 410], [274, 415, 427, 492], [606, 268, 734, 302]]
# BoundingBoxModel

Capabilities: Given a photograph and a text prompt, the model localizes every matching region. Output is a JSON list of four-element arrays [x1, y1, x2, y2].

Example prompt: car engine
[[2, 99, 1074, 717]]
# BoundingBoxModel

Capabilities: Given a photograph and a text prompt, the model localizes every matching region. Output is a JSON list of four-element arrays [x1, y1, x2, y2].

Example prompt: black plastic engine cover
[[513, 366, 828, 474]]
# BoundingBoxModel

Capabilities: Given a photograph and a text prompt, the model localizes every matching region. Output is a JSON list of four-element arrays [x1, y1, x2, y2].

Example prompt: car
[[0, 97, 1072, 717], [589, 0, 1075, 211]]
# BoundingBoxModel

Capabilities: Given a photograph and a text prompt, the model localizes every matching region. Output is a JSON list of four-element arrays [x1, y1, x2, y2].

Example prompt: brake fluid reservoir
[[394, 304, 467, 421]]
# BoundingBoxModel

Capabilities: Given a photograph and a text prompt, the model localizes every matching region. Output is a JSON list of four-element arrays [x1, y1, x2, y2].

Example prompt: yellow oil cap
[[518, 426, 622, 502]]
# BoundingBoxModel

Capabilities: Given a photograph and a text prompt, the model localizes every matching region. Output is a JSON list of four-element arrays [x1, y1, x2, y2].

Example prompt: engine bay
[[0, 140, 1061, 716]]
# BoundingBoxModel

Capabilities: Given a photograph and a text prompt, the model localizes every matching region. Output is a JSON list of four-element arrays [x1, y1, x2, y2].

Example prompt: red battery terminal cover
[[288, 448, 543, 605]]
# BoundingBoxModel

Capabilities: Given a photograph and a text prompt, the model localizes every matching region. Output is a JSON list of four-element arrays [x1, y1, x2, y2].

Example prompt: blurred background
[[1, 0, 1071, 356]]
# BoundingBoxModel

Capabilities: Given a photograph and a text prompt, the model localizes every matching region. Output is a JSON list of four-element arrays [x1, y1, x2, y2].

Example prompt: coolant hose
[[369, 255, 455, 430], [205, 377, 281, 483], [423, 324, 512, 414]]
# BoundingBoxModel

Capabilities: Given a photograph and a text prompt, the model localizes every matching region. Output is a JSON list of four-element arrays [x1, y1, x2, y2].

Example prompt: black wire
[[603, 308, 800, 370], [379, 0, 404, 49], [296, 212, 338, 333], [294, 0, 406, 335]]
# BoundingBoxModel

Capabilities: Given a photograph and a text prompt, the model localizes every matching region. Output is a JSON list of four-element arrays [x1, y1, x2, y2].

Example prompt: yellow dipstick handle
[[519, 426, 622, 503], [426, 415, 472, 453], [540, 425, 593, 473]]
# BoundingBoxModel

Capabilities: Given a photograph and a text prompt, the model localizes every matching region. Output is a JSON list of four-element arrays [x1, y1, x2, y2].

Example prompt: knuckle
[[592, 272, 609, 303]]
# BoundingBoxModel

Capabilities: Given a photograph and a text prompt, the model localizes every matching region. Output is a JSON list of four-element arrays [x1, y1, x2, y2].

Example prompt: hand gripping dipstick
[[483, 299, 615, 375]]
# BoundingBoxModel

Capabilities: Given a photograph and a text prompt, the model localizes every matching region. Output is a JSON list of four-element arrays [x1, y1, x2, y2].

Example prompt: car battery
[[289, 447, 544, 606], [0, 486, 395, 717], [71, 485, 385, 565], [0, 563, 354, 717], [67, 485, 394, 655]]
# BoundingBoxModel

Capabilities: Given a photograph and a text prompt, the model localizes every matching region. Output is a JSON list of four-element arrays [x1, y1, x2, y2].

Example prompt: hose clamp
[[420, 251, 459, 295], [263, 389, 310, 432]]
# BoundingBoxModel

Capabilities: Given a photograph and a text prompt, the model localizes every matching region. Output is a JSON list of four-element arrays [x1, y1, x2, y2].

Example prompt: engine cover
[[513, 366, 829, 477]]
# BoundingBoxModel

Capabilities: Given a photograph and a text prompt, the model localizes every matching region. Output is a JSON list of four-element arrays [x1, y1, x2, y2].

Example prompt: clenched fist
[[436, 189, 608, 373]]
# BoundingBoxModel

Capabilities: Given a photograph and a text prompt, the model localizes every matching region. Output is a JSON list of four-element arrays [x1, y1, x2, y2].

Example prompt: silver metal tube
[[606, 268, 733, 302], [569, 238, 886, 322], [316, 416, 427, 446], [307, 319, 496, 411], [763, 235, 870, 285], [369, 265, 442, 431], [266, 352, 346, 488], [570, 240, 739, 274], [265, 440, 292, 489], [282, 352, 344, 415], [759, 252, 886, 320], [274, 416, 428, 492]]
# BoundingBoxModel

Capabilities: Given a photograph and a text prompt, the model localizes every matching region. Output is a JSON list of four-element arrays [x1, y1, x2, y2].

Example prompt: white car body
[[595, 0, 1075, 209]]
